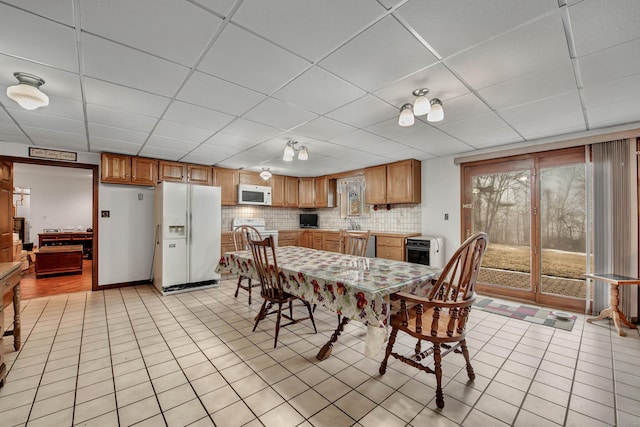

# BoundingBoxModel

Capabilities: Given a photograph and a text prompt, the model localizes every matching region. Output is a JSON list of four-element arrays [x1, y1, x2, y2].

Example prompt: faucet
[[347, 218, 360, 230]]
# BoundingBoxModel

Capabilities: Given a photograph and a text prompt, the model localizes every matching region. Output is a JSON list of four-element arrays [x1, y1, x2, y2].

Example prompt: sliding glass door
[[462, 148, 588, 311]]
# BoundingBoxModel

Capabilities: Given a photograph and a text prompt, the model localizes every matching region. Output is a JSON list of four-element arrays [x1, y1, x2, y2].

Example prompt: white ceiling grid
[[0, 0, 639, 177]]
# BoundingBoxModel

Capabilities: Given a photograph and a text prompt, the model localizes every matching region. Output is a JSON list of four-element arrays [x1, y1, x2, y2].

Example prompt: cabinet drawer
[[377, 246, 404, 261], [376, 237, 403, 247]]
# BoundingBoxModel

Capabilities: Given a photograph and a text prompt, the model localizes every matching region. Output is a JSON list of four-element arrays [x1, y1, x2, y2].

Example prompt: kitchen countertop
[[277, 229, 421, 238]]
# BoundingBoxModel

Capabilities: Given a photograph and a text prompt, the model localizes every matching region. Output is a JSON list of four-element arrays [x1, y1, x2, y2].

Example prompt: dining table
[[217, 246, 441, 360]]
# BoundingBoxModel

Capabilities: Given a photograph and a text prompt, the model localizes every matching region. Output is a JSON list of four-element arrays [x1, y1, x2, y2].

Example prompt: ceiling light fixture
[[398, 88, 444, 125], [260, 167, 272, 180], [6, 72, 50, 110], [283, 140, 309, 162]]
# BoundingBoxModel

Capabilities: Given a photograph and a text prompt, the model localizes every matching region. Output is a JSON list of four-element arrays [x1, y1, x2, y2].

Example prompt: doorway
[[6, 157, 98, 299], [461, 147, 589, 312]]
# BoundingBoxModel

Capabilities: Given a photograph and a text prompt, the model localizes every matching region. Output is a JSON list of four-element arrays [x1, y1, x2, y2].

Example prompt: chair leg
[[379, 327, 398, 375], [273, 303, 284, 348], [234, 275, 242, 298], [433, 344, 444, 409], [305, 301, 317, 333], [253, 300, 267, 332], [460, 339, 475, 381], [289, 300, 293, 319], [247, 278, 252, 305]]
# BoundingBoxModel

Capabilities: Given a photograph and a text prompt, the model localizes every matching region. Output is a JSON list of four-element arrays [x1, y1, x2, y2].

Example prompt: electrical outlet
[[444, 213, 449, 220], [101, 210, 110, 218]]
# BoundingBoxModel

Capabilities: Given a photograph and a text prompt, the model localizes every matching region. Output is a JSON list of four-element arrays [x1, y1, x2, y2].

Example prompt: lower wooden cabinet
[[278, 230, 299, 247], [376, 235, 406, 261], [323, 231, 340, 253]]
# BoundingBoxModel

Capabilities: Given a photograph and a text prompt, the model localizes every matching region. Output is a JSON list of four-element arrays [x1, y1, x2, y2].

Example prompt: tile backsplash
[[221, 204, 421, 233]]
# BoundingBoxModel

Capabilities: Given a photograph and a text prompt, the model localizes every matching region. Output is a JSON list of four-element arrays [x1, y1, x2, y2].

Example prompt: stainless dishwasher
[[365, 235, 376, 258]]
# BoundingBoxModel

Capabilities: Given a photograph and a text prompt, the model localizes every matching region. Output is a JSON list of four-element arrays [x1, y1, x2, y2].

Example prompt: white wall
[[422, 156, 462, 262], [13, 164, 93, 243], [98, 184, 155, 286]]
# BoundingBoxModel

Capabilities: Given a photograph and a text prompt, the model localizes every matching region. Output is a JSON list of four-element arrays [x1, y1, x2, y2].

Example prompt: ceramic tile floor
[[1, 278, 640, 427]]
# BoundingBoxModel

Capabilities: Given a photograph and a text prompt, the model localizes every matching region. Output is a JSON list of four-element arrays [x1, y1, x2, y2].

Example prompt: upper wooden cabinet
[[187, 164, 213, 186], [285, 176, 299, 207], [213, 167, 239, 206], [271, 174, 285, 207], [315, 176, 337, 208], [158, 160, 187, 182], [101, 153, 157, 186], [239, 170, 264, 186], [365, 159, 421, 205], [298, 177, 315, 208]]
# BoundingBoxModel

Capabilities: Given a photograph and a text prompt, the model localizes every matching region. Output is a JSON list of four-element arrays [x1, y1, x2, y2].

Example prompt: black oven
[[406, 238, 431, 266]]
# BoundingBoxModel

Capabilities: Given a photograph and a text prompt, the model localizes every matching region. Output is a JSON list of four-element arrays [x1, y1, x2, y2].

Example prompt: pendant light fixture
[[412, 88, 431, 116], [398, 103, 415, 127], [397, 88, 444, 126], [6, 72, 50, 110], [283, 140, 309, 161], [260, 167, 272, 180], [427, 98, 444, 122]]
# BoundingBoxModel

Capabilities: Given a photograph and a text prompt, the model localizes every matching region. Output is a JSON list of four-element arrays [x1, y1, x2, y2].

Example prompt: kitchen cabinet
[[311, 231, 323, 250], [299, 231, 313, 248], [323, 231, 341, 253], [271, 175, 285, 207], [299, 178, 315, 208], [315, 176, 337, 208], [100, 153, 157, 186], [219, 231, 235, 273], [158, 160, 186, 182], [278, 230, 299, 247], [213, 167, 239, 206], [285, 176, 299, 207], [365, 159, 421, 205], [239, 171, 264, 186], [376, 235, 406, 261], [187, 164, 213, 186]]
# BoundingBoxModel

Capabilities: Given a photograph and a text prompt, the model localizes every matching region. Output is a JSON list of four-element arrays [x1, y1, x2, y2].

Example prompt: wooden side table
[[1, 262, 22, 387], [584, 273, 640, 337]]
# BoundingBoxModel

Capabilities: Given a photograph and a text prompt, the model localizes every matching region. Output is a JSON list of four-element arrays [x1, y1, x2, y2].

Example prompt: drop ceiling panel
[[138, 145, 186, 161], [445, 14, 569, 90], [153, 120, 213, 143], [88, 124, 147, 145], [86, 105, 158, 133], [177, 71, 265, 115], [5, 96, 84, 122], [330, 130, 386, 148], [232, 0, 386, 61], [3, 0, 76, 26], [82, 34, 190, 98], [464, 126, 524, 148], [363, 140, 411, 156], [0, 121, 27, 138], [439, 112, 511, 140], [386, 147, 435, 161], [80, 0, 222, 65], [320, 16, 438, 91], [145, 135, 199, 152], [0, 4, 78, 72], [23, 126, 87, 147], [582, 74, 640, 108], [243, 98, 318, 130], [90, 138, 143, 155], [190, 0, 237, 15], [293, 117, 355, 140], [422, 93, 492, 127], [204, 133, 258, 151], [395, 0, 556, 57], [479, 59, 577, 111], [326, 95, 397, 128], [84, 78, 171, 117], [586, 97, 640, 129], [578, 39, 640, 87], [569, 0, 640, 57], [199, 24, 310, 95], [274, 67, 366, 114], [365, 117, 434, 141], [10, 109, 84, 134], [220, 118, 282, 142], [163, 101, 234, 131]]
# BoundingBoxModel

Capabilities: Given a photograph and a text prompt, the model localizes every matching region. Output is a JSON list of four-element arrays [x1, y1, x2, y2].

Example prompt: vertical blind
[[591, 138, 638, 319]]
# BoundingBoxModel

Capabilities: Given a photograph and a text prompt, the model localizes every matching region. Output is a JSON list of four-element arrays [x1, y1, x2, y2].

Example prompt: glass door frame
[[461, 147, 587, 312]]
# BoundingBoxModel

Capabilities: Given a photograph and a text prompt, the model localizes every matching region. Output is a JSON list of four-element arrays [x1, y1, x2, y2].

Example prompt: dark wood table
[[584, 273, 640, 336]]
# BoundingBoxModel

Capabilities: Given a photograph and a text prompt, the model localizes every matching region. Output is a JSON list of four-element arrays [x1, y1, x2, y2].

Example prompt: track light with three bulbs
[[398, 88, 444, 126]]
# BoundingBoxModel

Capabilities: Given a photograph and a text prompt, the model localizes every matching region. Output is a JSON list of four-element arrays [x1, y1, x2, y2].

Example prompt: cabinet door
[[298, 177, 315, 208], [131, 157, 157, 186], [101, 153, 131, 183], [323, 231, 341, 253], [270, 175, 285, 207], [285, 176, 299, 207], [387, 159, 421, 204], [213, 167, 239, 205], [239, 171, 264, 186], [364, 164, 387, 204], [311, 231, 323, 250], [299, 231, 313, 248], [158, 161, 187, 182], [315, 176, 328, 208], [187, 164, 213, 185]]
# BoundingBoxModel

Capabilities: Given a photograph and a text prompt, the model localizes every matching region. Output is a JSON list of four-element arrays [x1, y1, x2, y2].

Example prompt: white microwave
[[238, 184, 272, 206]]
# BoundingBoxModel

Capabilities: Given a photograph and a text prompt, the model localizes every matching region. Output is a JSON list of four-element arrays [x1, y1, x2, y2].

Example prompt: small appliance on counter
[[405, 236, 445, 268], [231, 218, 279, 246], [299, 213, 319, 228]]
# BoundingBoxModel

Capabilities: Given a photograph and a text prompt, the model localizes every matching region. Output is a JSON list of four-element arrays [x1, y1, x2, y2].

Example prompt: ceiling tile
[[90, 137, 143, 155], [138, 145, 186, 161], [177, 71, 265, 115], [320, 16, 438, 91], [569, 0, 640, 57], [578, 39, 640, 87], [365, 117, 435, 140], [426, 93, 492, 126], [274, 67, 366, 114], [0, 121, 27, 138], [330, 130, 386, 148], [86, 105, 157, 133], [363, 140, 411, 156], [445, 14, 569, 90], [439, 112, 511, 140], [463, 126, 524, 148], [586, 97, 640, 129], [88, 123, 148, 145], [479, 59, 577, 110], [220, 118, 282, 142], [145, 135, 199, 153], [326, 95, 397, 128], [199, 24, 311, 94], [22, 126, 87, 147], [4, 96, 84, 121], [80, 0, 222, 65], [243, 98, 318, 130], [204, 132, 258, 151], [0, 4, 78, 72], [232, 0, 386, 61], [82, 34, 190, 97], [189, 0, 237, 15], [3, 0, 75, 26], [395, 0, 556, 57], [163, 101, 234, 131], [153, 120, 213, 143], [582, 73, 640, 108], [9, 109, 85, 134], [293, 117, 355, 140], [85, 78, 171, 117]]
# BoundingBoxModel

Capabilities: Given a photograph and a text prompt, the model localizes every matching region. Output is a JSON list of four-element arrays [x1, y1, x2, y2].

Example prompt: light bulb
[[427, 99, 444, 122], [298, 147, 308, 160], [413, 94, 431, 116], [398, 104, 414, 127], [260, 169, 272, 180]]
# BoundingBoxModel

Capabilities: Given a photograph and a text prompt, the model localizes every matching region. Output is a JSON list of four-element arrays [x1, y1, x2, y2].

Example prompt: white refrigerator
[[153, 182, 221, 295]]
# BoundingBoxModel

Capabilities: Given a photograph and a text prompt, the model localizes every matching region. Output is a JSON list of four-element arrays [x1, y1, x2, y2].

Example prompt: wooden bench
[[35, 245, 84, 278]]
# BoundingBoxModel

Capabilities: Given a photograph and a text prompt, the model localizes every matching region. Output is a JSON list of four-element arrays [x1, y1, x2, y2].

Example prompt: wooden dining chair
[[379, 232, 488, 409], [232, 225, 262, 304], [339, 229, 371, 257], [248, 235, 317, 348]]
